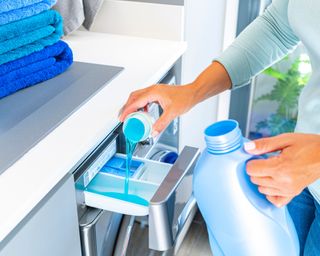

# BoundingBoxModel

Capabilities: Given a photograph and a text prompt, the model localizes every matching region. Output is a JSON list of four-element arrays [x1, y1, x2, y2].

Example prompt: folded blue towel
[[0, 41, 73, 99], [0, 0, 57, 25], [0, 10, 63, 66]]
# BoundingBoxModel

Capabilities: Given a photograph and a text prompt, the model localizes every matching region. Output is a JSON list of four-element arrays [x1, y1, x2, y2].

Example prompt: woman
[[119, 1, 320, 254]]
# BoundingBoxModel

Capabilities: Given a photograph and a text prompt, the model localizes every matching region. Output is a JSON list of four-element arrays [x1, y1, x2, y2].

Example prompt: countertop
[[0, 31, 186, 242]]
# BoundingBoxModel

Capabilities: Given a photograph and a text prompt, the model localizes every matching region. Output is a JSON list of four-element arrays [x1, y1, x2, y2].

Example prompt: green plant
[[255, 55, 311, 136]]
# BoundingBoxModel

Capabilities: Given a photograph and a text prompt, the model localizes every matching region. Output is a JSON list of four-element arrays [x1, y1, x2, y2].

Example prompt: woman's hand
[[119, 84, 197, 136], [244, 133, 320, 207], [119, 61, 232, 135]]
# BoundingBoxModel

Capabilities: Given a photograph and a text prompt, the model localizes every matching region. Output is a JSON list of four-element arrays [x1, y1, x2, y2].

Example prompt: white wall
[[179, 0, 239, 150], [90, 0, 184, 40], [216, 0, 239, 122], [178, 0, 227, 150]]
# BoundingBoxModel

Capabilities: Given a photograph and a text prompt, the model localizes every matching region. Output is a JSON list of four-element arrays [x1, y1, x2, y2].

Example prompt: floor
[[127, 211, 212, 256], [176, 211, 212, 256]]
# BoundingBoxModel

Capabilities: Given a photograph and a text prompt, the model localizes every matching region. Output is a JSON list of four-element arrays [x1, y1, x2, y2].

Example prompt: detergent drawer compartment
[[77, 146, 199, 215], [76, 145, 199, 250]]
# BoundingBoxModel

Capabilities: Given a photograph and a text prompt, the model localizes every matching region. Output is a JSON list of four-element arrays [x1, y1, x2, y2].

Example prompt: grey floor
[[127, 211, 212, 256], [176, 211, 212, 256]]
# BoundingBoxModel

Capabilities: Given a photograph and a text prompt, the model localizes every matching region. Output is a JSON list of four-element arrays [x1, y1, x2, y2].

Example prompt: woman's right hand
[[119, 83, 197, 136], [119, 61, 232, 136]]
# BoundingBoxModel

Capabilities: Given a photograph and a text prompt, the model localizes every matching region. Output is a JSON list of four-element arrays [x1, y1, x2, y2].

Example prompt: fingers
[[247, 157, 299, 202], [266, 195, 293, 208], [244, 134, 292, 155], [258, 186, 291, 197], [246, 157, 279, 177], [119, 86, 158, 122], [119, 98, 148, 122], [152, 110, 175, 136], [250, 176, 277, 188]]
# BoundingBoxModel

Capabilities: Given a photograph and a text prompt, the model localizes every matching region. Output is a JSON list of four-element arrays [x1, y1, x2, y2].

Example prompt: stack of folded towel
[[0, 0, 73, 99]]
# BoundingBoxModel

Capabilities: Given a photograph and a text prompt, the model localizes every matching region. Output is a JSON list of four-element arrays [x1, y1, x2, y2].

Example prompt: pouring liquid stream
[[120, 112, 152, 206], [125, 138, 137, 194]]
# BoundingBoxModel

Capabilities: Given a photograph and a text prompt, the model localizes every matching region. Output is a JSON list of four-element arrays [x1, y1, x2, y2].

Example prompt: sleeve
[[217, 0, 300, 88]]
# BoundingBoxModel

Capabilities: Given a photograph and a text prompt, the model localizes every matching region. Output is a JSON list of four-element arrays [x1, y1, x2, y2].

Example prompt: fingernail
[[152, 130, 159, 137], [244, 141, 256, 151], [118, 111, 123, 120], [118, 105, 125, 118]]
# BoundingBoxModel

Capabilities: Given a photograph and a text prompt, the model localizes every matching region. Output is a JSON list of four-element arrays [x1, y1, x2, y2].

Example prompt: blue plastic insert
[[99, 155, 144, 178]]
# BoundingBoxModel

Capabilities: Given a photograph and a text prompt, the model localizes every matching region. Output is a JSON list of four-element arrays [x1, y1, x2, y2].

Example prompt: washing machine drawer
[[77, 146, 199, 216]]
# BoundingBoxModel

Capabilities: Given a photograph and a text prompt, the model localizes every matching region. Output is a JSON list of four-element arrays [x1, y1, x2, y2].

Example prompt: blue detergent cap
[[124, 118, 145, 142], [123, 112, 153, 143]]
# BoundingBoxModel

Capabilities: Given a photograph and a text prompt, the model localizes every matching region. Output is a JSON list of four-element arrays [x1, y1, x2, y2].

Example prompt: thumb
[[152, 111, 174, 137], [244, 134, 291, 155]]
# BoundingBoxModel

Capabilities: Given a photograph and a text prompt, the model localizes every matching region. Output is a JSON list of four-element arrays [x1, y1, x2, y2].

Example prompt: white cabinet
[[90, 0, 230, 150], [0, 176, 81, 256]]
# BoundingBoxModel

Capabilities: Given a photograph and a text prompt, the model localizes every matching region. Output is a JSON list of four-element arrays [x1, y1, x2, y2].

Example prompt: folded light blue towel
[[0, 0, 57, 25], [0, 41, 73, 99], [0, 10, 63, 66]]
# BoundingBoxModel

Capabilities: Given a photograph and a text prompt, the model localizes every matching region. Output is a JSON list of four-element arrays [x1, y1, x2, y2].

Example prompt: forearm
[[188, 61, 232, 105]]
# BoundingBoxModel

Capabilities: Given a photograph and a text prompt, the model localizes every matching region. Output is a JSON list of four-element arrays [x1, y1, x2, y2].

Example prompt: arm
[[120, 0, 300, 134], [119, 62, 232, 135], [218, 0, 300, 88]]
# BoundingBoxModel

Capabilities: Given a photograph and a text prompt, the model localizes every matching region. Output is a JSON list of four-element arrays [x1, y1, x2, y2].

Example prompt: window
[[248, 44, 312, 139]]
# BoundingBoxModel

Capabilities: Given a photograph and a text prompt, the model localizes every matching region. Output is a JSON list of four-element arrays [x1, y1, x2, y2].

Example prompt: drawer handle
[[151, 146, 200, 204]]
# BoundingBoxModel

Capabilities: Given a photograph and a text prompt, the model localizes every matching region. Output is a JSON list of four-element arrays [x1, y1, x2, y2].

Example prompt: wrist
[[184, 82, 203, 106], [189, 62, 232, 104]]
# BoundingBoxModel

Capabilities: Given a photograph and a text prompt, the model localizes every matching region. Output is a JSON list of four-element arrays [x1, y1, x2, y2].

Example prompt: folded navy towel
[[0, 0, 57, 25], [0, 10, 63, 66], [0, 41, 73, 99]]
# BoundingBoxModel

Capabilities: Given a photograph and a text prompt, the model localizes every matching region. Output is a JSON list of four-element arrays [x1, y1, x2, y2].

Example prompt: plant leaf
[[263, 67, 286, 80]]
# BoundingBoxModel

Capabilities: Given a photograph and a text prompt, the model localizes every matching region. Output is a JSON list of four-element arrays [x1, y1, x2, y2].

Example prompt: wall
[[90, 0, 184, 41], [178, 0, 226, 150]]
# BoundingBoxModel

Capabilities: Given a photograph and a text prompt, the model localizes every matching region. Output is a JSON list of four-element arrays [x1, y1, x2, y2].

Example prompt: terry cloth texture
[[0, 10, 63, 66], [53, 0, 103, 35], [0, 41, 73, 99], [0, 0, 57, 26]]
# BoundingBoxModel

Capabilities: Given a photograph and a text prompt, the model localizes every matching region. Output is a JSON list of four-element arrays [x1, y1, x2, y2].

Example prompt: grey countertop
[[0, 62, 123, 175]]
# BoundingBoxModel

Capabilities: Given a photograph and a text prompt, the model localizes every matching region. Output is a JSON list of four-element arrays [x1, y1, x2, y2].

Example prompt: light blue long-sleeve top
[[217, 0, 320, 203]]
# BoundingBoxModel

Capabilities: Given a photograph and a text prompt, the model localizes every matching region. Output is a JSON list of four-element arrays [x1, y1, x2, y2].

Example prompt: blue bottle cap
[[123, 112, 153, 143]]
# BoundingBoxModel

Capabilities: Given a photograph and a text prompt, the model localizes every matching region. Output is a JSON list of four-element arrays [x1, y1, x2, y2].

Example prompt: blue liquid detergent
[[102, 192, 149, 206], [85, 172, 157, 207], [84, 111, 152, 206], [119, 112, 151, 205], [123, 116, 146, 195], [125, 138, 137, 194], [193, 120, 299, 256]]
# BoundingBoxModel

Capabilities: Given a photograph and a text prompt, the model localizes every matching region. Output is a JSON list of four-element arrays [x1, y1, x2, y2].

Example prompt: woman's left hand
[[244, 133, 320, 207]]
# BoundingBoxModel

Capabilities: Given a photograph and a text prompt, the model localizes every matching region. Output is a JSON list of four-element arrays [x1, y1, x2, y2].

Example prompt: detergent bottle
[[193, 120, 299, 256]]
